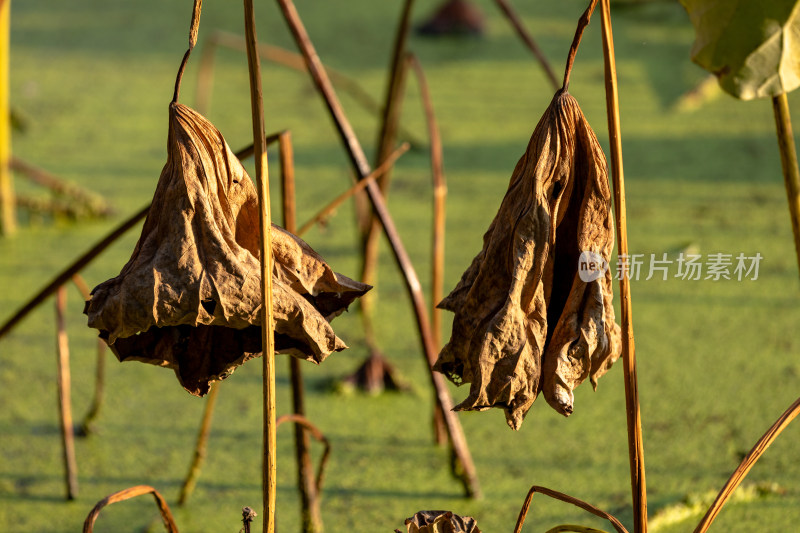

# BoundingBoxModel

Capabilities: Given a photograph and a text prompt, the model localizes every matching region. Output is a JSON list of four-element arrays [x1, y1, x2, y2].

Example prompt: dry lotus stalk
[[435, 89, 620, 429], [85, 102, 369, 396], [401, 511, 481, 533]]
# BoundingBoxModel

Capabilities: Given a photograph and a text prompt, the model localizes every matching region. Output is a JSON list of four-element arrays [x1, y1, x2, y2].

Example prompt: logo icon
[[578, 251, 608, 282]]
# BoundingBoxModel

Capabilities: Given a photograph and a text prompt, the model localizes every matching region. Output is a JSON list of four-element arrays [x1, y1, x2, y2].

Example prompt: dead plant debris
[[400, 510, 481, 533], [435, 89, 620, 429], [85, 102, 369, 396]]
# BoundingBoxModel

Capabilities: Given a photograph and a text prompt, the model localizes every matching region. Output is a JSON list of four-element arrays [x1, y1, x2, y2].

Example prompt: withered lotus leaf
[[85, 102, 370, 396], [402, 511, 481, 533], [435, 89, 620, 429]]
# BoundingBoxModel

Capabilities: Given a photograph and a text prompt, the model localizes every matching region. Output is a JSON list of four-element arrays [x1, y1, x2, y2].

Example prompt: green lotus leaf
[[681, 0, 800, 100]]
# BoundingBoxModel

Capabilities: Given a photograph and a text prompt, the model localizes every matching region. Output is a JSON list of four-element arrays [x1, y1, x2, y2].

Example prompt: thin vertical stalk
[[70, 274, 106, 436], [176, 133, 283, 508], [242, 1, 276, 531], [599, 1, 647, 532], [279, 131, 296, 232], [492, 0, 560, 91], [172, 0, 203, 104], [359, 0, 414, 349], [280, 130, 323, 533], [275, 0, 481, 497], [79, 337, 106, 435], [406, 53, 449, 446], [406, 54, 446, 351], [563, 0, 599, 92], [55, 286, 79, 500], [0, 0, 15, 236], [771, 92, 800, 278], [178, 384, 220, 506], [374, 0, 415, 193]]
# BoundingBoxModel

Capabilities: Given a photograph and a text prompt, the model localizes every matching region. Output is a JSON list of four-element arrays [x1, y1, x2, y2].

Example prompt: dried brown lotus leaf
[[85, 102, 370, 396], [403, 511, 482, 533], [435, 90, 620, 429]]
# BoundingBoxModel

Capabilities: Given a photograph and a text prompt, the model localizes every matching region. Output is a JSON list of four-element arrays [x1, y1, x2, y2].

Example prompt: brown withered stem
[[275, 0, 481, 498], [70, 274, 107, 436], [172, 0, 202, 104], [405, 53, 449, 446], [404, 54, 446, 353], [178, 383, 220, 506], [693, 395, 800, 533], [563, 0, 599, 92], [599, 1, 647, 531], [771, 92, 800, 279], [276, 413, 332, 494], [55, 286, 79, 500], [241, 0, 277, 531], [0, 139, 273, 343], [78, 335, 107, 436], [493, 0, 560, 90], [360, 0, 415, 280], [278, 130, 323, 533], [83, 485, 179, 533], [352, 0, 415, 395], [513, 485, 629, 533]]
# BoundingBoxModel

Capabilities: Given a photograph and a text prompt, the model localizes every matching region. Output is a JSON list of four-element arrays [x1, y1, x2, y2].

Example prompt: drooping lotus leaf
[[85, 102, 370, 396], [402, 511, 481, 533], [680, 0, 800, 100], [435, 89, 620, 430]]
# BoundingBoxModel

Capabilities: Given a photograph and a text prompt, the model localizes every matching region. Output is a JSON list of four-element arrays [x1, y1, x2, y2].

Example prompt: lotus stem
[[83, 485, 178, 533], [771, 92, 800, 279], [358, 0, 414, 355], [276, 413, 332, 495], [55, 286, 79, 500], [242, 0, 276, 530], [694, 395, 800, 533], [0, 0, 15, 236], [71, 273, 107, 436], [279, 130, 323, 533], [513, 485, 628, 533], [563, 0, 599, 92], [405, 53, 449, 445], [178, 383, 220, 506], [599, 1, 647, 531]]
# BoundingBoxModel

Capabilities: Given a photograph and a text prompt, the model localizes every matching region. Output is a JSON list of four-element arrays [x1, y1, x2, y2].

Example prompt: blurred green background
[[2, 0, 800, 531]]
